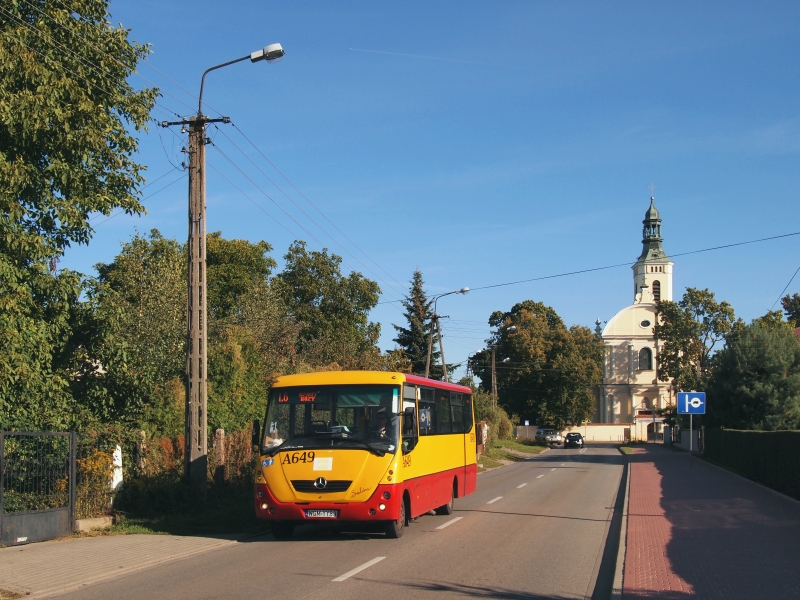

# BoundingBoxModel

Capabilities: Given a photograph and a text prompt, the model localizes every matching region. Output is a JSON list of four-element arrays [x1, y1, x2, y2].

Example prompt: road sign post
[[677, 392, 706, 453]]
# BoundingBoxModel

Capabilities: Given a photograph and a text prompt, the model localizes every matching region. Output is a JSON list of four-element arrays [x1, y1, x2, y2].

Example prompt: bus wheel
[[435, 489, 454, 515], [271, 521, 295, 540], [384, 497, 406, 538]]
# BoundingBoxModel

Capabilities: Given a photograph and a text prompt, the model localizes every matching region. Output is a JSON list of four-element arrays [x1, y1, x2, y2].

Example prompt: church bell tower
[[632, 197, 673, 303]]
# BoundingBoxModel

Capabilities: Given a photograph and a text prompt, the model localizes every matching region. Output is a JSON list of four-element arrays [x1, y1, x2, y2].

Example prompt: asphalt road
[[57, 445, 625, 600]]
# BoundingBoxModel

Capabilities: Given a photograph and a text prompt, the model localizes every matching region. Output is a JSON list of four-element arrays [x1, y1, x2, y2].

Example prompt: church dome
[[644, 197, 660, 221]]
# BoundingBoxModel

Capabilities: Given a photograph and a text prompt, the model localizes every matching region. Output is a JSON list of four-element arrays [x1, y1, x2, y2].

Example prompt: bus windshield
[[263, 385, 400, 456]]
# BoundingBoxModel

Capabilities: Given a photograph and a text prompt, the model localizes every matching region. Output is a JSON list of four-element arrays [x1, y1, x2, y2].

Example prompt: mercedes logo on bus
[[313, 477, 328, 489]]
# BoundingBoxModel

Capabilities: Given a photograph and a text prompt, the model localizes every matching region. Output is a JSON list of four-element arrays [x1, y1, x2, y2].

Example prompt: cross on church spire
[[648, 182, 656, 195]]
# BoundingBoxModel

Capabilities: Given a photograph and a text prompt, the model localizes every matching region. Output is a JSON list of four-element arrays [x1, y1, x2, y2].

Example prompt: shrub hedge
[[704, 428, 800, 500]]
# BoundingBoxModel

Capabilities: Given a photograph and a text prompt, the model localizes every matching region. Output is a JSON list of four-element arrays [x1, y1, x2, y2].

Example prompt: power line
[[212, 125, 409, 301], [771, 265, 800, 311], [13, 0, 413, 305], [92, 173, 186, 227], [379, 229, 800, 304], [230, 122, 409, 291], [18, 0, 196, 115], [208, 141, 406, 305], [0, 5, 183, 125]]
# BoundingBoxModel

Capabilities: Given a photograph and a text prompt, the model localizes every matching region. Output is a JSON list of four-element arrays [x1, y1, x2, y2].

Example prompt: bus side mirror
[[251, 419, 261, 448]]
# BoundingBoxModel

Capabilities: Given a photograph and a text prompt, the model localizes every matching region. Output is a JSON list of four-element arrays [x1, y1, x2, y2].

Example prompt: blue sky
[[62, 1, 800, 378]]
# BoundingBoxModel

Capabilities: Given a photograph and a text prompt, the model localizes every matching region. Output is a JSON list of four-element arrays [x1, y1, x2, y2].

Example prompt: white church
[[594, 197, 675, 434]]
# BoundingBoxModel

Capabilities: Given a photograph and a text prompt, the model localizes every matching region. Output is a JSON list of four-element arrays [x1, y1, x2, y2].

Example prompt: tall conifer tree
[[393, 271, 438, 376]]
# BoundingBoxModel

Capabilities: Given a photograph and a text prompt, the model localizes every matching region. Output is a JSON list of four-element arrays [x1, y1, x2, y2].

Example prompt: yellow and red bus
[[253, 371, 477, 538]]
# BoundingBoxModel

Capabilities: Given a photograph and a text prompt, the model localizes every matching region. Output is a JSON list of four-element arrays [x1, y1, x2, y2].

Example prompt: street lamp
[[424, 287, 469, 381], [160, 43, 285, 492]]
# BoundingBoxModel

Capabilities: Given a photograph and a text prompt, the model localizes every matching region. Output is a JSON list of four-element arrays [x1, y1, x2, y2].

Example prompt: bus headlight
[[261, 503, 268, 510], [257, 491, 264, 499], [383, 492, 391, 499], [379, 503, 386, 511]]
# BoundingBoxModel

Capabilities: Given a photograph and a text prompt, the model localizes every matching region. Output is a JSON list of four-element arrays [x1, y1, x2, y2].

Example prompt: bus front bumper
[[254, 483, 402, 522]]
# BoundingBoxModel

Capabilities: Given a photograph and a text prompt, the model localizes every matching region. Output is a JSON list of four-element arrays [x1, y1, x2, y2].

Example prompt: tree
[[654, 288, 735, 392], [707, 322, 800, 430], [473, 300, 603, 429], [207, 232, 275, 321], [87, 230, 186, 428], [392, 270, 437, 376], [274, 241, 381, 369], [781, 293, 800, 326], [0, 0, 155, 428], [753, 309, 795, 332]]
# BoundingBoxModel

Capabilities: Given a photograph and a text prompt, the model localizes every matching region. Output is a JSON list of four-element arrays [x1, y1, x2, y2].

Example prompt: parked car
[[564, 432, 584, 448], [535, 428, 562, 447]]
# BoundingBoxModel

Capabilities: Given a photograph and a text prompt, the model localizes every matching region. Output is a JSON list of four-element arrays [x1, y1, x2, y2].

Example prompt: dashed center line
[[332, 556, 386, 582], [486, 496, 503, 504], [550, 468, 557, 471], [435, 516, 463, 530], [560, 463, 565, 466], [517, 483, 528, 488], [536, 475, 544, 479]]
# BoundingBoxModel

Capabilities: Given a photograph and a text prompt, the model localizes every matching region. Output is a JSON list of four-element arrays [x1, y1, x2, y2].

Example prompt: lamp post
[[160, 43, 285, 492], [424, 287, 469, 381]]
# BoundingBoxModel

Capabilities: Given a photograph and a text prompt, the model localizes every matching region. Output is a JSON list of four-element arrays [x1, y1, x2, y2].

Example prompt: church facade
[[595, 197, 675, 426]]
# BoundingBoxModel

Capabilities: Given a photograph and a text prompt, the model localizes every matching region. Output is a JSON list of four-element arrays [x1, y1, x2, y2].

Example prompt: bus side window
[[435, 391, 452, 433], [451, 393, 465, 434], [402, 407, 417, 453], [419, 388, 435, 436], [464, 395, 474, 432]]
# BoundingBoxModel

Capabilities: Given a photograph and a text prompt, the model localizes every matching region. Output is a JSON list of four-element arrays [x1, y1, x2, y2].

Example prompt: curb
[[611, 453, 631, 600]]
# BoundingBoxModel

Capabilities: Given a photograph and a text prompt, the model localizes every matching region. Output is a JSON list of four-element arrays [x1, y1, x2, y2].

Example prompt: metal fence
[[0, 432, 76, 546], [75, 436, 118, 520]]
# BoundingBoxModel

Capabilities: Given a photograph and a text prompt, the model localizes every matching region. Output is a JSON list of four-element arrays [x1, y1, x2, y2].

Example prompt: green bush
[[704, 428, 800, 500]]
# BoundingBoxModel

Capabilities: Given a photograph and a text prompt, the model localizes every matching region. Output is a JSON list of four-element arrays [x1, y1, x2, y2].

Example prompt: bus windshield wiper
[[336, 437, 386, 457]]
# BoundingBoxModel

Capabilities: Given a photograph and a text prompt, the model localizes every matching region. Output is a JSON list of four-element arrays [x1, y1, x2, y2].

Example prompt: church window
[[640, 319, 652, 328], [639, 347, 653, 371], [652, 280, 661, 302]]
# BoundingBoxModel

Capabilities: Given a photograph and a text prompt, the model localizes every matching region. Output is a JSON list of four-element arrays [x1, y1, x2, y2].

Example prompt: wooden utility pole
[[186, 116, 208, 490], [491, 346, 497, 409], [158, 42, 284, 497], [161, 113, 229, 494]]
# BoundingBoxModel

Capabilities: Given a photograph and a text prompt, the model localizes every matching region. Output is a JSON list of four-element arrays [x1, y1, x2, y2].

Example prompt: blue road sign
[[677, 392, 706, 414]]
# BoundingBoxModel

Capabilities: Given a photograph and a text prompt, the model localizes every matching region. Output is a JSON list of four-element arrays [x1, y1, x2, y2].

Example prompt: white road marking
[[560, 463, 565, 466], [580, 448, 587, 453], [486, 496, 503, 504], [550, 468, 557, 471], [435, 516, 463, 530], [517, 483, 528, 488], [536, 475, 544, 479], [332, 557, 386, 582]]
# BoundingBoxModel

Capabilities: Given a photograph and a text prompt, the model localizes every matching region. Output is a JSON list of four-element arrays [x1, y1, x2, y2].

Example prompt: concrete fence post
[[134, 430, 147, 477], [214, 429, 226, 486]]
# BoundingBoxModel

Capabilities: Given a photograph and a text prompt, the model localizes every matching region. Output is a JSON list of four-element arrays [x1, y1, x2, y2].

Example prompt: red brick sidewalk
[[622, 445, 800, 599]]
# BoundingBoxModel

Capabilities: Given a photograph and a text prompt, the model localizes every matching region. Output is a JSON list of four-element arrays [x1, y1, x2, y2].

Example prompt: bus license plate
[[305, 509, 338, 519]]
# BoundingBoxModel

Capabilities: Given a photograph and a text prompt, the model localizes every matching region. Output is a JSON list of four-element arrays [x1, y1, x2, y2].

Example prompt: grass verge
[[479, 439, 548, 471], [497, 439, 548, 455], [619, 446, 634, 454], [75, 488, 269, 538]]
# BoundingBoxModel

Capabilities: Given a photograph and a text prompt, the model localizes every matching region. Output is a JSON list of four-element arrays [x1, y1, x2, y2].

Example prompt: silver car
[[535, 428, 562, 447]]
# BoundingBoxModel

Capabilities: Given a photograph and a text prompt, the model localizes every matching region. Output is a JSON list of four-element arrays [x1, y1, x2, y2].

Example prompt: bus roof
[[270, 371, 472, 394]]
